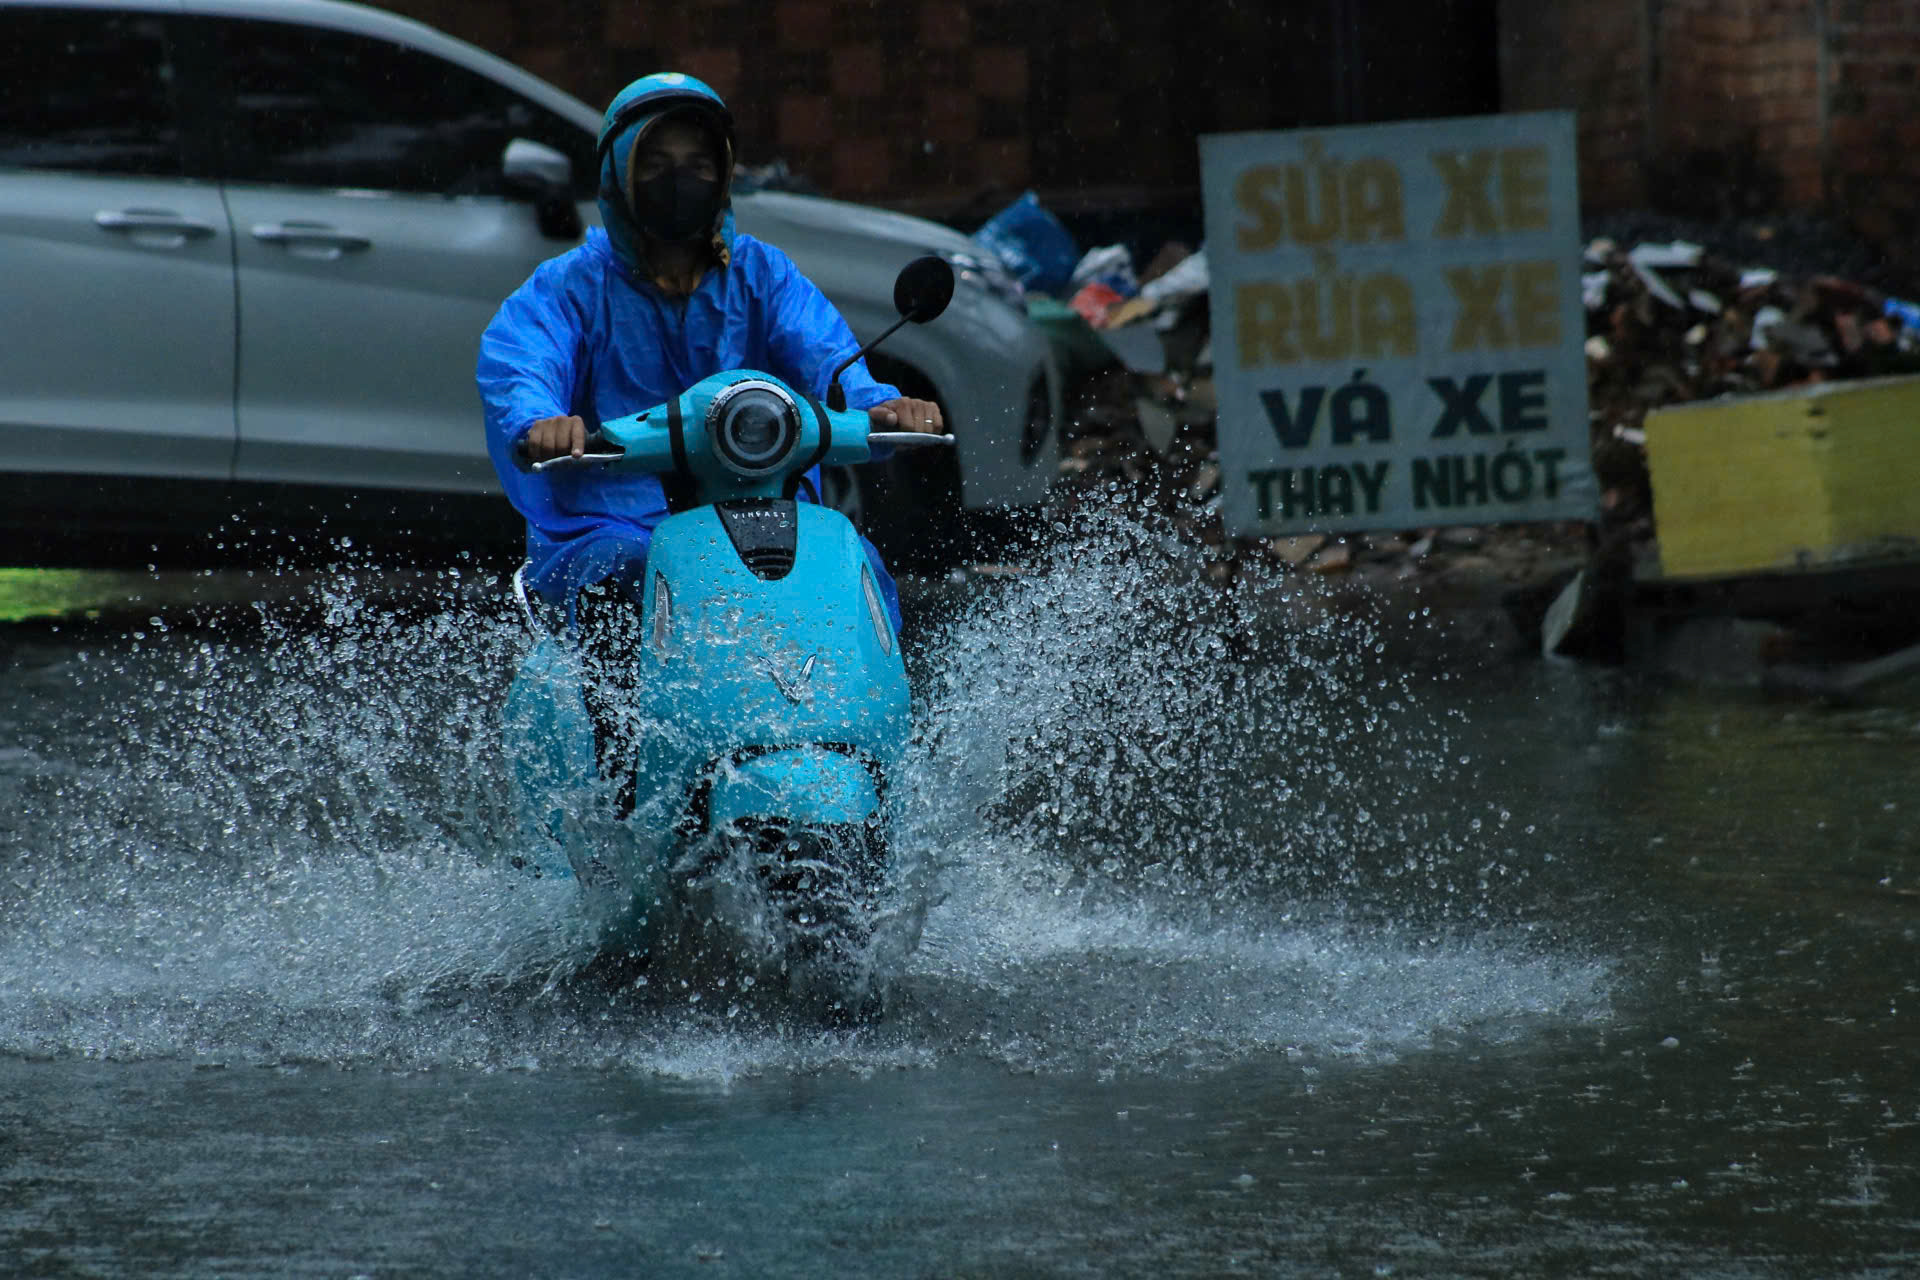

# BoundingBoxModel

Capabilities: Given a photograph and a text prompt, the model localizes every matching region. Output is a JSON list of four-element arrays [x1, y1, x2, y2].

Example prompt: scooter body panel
[[500, 636, 592, 880], [505, 499, 908, 948]]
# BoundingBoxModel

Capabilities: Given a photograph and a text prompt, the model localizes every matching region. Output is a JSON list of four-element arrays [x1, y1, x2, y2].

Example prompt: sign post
[[1201, 111, 1598, 538]]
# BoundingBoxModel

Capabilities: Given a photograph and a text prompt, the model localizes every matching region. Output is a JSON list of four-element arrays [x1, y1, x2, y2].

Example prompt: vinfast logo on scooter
[[716, 500, 798, 579], [761, 652, 821, 705], [746, 632, 824, 706]]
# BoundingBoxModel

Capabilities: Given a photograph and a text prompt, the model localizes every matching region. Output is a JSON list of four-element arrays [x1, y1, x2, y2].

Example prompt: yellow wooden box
[[1643, 374, 1920, 580]]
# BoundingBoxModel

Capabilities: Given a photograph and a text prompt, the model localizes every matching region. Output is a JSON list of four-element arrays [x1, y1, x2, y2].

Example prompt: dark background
[[371, 0, 1920, 272]]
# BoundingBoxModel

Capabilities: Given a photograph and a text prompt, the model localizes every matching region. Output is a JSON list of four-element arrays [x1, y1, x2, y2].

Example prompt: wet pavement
[[1, 536, 1914, 1277]]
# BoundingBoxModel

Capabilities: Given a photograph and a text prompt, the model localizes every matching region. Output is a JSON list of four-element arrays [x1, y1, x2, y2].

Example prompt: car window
[[0, 7, 182, 176], [203, 17, 596, 198]]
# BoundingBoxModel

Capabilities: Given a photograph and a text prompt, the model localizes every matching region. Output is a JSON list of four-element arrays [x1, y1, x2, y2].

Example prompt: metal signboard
[[1201, 111, 1598, 537]]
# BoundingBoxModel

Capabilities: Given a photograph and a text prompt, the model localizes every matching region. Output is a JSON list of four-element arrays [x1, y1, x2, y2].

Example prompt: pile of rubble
[[991, 227, 1586, 593], [968, 192, 1920, 592], [1581, 237, 1920, 520]]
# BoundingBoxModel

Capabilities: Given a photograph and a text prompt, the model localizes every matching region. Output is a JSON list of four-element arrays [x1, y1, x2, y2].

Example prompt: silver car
[[0, 0, 1060, 569]]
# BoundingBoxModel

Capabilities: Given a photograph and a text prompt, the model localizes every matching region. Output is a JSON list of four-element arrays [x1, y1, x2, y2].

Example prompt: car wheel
[[833, 355, 973, 574], [819, 463, 865, 530], [1019, 372, 1052, 465]]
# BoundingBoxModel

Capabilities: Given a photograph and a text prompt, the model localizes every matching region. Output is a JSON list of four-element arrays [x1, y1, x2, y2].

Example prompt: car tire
[[823, 354, 977, 574]]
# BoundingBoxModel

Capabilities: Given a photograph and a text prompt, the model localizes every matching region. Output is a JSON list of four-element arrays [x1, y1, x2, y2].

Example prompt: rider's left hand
[[870, 397, 943, 433]]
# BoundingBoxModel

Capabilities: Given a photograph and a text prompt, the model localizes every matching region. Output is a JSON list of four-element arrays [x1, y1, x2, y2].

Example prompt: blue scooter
[[501, 257, 957, 1007]]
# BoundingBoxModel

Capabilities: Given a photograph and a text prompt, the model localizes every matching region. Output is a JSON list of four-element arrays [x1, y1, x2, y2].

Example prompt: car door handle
[[95, 208, 220, 238], [251, 221, 373, 257]]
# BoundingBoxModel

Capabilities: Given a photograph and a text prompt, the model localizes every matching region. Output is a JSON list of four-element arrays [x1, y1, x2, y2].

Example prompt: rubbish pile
[[965, 191, 1920, 590], [967, 192, 1585, 590], [1580, 237, 1920, 520]]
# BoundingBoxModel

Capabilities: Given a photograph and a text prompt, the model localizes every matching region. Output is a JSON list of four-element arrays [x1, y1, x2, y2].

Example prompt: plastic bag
[[1139, 247, 1209, 305], [971, 191, 1079, 296], [1069, 243, 1138, 296], [1069, 280, 1126, 326]]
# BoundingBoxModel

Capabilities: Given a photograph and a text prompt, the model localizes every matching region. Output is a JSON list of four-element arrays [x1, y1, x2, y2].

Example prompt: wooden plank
[[1644, 374, 1920, 580]]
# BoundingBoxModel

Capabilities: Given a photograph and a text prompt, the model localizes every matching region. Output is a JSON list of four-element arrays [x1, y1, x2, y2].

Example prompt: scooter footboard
[[704, 746, 883, 830]]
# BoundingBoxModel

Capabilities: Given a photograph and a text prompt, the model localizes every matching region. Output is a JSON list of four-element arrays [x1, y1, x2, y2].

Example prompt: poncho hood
[[595, 73, 738, 280]]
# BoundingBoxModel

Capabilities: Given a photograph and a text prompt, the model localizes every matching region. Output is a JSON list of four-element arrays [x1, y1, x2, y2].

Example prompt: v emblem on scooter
[[765, 652, 820, 704]]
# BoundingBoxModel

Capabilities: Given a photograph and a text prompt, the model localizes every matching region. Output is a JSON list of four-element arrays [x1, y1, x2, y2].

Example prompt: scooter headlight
[[708, 380, 801, 477]]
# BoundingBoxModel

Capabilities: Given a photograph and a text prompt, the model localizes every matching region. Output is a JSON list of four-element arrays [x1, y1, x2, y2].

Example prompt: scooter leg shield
[[706, 748, 880, 830], [502, 637, 595, 878]]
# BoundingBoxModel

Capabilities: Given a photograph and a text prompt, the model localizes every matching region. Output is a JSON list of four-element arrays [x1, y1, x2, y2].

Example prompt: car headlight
[[707, 379, 801, 476], [937, 249, 1026, 312]]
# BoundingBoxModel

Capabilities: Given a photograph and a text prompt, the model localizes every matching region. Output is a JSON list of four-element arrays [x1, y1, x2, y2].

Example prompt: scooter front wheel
[[675, 815, 890, 1017]]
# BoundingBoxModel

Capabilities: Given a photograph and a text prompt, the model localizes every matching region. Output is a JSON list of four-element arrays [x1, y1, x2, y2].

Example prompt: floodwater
[[1, 521, 1915, 1278]]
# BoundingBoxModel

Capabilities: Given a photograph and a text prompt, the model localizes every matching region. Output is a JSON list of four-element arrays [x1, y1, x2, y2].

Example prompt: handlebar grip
[[867, 432, 956, 447], [515, 430, 623, 472]]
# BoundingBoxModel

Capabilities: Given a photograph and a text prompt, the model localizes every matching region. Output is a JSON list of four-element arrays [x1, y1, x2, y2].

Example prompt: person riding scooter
[[477, 73, 941, 783]]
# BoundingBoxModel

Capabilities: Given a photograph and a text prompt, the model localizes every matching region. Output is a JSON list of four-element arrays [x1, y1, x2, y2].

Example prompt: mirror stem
[[826, 312, 912, 413]]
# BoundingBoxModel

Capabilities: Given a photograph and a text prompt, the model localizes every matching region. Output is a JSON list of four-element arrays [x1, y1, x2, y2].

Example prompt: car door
[[197, 15, 596, 494], [0, 6, 236, 479]]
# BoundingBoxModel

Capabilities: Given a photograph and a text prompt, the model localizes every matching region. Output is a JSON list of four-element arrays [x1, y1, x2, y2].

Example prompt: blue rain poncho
[[477, 74, 901, 618]]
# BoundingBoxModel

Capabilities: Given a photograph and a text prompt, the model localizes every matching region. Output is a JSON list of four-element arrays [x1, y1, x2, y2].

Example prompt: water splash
[[0, 526, 1608, 1078], [902, 504, 1503, 921], [886, 504, 1607, 1073], [1, 577, 597, 1065]]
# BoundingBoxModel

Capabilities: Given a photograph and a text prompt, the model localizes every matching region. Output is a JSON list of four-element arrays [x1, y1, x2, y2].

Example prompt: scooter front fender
[[706, 747, 882, 830], [628, 502, 910, 825]]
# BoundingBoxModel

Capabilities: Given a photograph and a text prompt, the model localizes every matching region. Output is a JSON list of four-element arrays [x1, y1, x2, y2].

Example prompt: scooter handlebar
[[513, 430, 625, 473], [522, 430, 949, 474], [510, 412, 950, 480], [866, 432, 956, 448]]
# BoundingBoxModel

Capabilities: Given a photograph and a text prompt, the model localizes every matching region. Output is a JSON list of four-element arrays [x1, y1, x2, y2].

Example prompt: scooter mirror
[[826, 255, 957, 410], [892, 255, 955, 323]]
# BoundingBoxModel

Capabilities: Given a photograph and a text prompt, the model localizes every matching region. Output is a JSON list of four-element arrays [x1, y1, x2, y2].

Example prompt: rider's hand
[[869, 397, 943, 433], [521, 414, 587, 462]]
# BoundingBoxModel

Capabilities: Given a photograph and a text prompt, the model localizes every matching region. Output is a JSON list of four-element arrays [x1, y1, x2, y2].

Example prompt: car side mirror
[[892, 255, 955, 323], [502, 138, 582, 242]]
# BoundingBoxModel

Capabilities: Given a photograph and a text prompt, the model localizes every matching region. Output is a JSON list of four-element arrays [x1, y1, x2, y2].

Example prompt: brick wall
[[1502, 0, 1920, 264], [374, 0, 1920, 261], [1827, 0, 1920, 261], [371, 0, 1497, 221], [1498, 0, 1652, 209], [1650, 0, 1823, 214], [375, 0, 1088, 206]]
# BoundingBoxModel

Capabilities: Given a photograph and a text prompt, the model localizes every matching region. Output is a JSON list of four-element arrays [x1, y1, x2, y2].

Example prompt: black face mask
[[630, 166, 722, 243]]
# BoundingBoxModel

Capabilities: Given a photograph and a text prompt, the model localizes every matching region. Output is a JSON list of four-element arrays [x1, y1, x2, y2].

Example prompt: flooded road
[[1, 532, 1915, 1277]]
